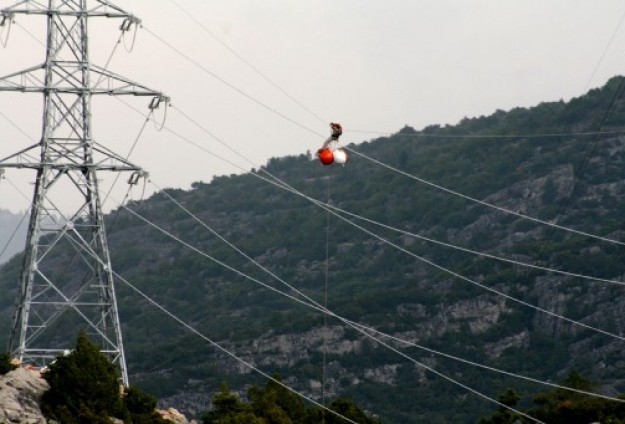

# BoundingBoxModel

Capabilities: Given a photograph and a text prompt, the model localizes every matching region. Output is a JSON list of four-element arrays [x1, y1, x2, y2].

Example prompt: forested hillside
[[4, 76, 625, 422]]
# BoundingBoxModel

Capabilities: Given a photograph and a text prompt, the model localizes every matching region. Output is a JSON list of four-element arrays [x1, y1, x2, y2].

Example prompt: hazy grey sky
[[1, 0, 625, 214]]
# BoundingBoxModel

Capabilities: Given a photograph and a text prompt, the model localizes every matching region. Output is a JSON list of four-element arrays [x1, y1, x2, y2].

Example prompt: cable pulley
[[149, 96, 171, 131], [120, 17, 141, 32], [149, 95, 170, 110], [127, 170, 148, 186]]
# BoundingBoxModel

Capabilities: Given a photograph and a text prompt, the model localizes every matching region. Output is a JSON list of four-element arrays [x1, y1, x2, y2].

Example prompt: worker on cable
[[318, 123, 348, 165], [322, 122, 343, 149]]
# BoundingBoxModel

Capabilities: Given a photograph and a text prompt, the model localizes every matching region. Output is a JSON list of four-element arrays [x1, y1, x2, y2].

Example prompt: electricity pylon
[[0, 0, 168, 385]]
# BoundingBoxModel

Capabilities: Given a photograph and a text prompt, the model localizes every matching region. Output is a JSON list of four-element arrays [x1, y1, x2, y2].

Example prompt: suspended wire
[[260, 175, 625, 342], [121, 103, 625, 340], [170, 100, 625, 254], [322, 173, 331, 420], [543, 77, 625, 238], [148, 180, 625, 404], [166, 0, 328, 125], [112, 190, 607, 420], [4, 6, 617, 416], [129, 26, 625, 251], [4, 176, 31, 203], [319, 202, 625, 288], [135, 25, 625, 247], [0, 111, 35, 141], [132, 22, 625, 251], [347, 128, 625, 139], [105, 27, 625, 404], [82, 224, 362, 420], [117, 102, 625, 345], [100, 111, 153, 210], [145, 3, 625, 153], [583, 5, 625, 91], [0, 208, 27, 263], [13, 21, 43, 47], [117, 278, 361, 424], [61, 226, 361, 424], [156, 106, 625, 288], [141, 25, 325, 138], [109, 195, 543, 422], [344, 146, 625, 247]]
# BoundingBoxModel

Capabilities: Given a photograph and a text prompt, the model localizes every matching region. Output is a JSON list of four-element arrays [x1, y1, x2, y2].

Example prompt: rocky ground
[[0, 368, 48, 424], [0, 368, 196, 424]]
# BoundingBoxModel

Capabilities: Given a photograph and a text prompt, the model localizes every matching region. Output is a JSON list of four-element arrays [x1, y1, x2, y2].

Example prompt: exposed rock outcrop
[[0, 368, 49, 424]]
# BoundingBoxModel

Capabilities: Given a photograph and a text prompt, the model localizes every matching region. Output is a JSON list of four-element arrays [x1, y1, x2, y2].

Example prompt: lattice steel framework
[[0, 0, 167, 385]]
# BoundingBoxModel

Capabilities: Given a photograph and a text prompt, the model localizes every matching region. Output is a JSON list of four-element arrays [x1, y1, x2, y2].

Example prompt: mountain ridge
[[4, 76, 625, 422]]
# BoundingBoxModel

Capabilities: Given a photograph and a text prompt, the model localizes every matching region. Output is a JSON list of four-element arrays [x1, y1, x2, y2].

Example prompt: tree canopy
[[202, 377, 380, 424], [40, 331, 167, 424]]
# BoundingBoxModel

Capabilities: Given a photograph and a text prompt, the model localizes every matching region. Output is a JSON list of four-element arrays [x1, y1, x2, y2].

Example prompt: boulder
[[0, 367, 49, 424]]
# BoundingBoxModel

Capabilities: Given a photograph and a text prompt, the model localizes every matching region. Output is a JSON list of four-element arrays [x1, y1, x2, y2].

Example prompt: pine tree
[[41, 331, 125, 423]]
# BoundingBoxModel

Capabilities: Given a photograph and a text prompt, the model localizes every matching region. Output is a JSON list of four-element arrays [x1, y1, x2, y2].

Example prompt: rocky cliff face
[[0, 368, 198, 424], [0, 368, 48, 424]]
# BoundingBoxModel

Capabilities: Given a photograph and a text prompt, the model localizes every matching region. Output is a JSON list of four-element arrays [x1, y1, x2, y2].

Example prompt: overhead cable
[[149, 180, 625, 404], [141, 26, 324, 138], [118, 103, 625, 342], [111, 196, 543, 422], [167, 0, 328, 125], [345, 146, 625, 247]]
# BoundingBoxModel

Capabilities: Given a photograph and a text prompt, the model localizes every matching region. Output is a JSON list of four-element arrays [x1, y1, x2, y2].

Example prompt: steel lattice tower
[[0, 0, 167, 385]]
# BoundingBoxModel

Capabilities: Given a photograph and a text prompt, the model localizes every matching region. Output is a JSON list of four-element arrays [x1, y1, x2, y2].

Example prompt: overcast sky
[[1, 0, 625, 214]]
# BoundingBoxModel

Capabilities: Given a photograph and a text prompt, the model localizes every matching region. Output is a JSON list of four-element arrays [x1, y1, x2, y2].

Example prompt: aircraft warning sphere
[[318, 148, 334, 165], [333, 148, 348, 164]]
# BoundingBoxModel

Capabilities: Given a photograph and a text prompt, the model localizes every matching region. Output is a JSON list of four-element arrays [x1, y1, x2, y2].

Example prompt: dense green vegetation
[[202, 379, 379, 424], [479, 372, 625, 423], [41, 332, 167, 424], [4, 77, 625, 422], [0, 352, 16, 375]]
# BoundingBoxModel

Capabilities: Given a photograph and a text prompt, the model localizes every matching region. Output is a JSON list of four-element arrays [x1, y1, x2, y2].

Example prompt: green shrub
[[0, 352, 17, 375]]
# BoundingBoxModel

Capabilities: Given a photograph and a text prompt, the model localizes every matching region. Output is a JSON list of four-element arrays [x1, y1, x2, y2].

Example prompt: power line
[[110, 196, 544, 422], [149, 179, 625, 404], [345, 146, 625, 247], [347, 128, 625, 139], [158, 106, 625, 288], [116, 273, 362, 424], [117, 103, 625, 342], [141, 25, 325, 139], [167, 0, 328, 125], [253, 174, 625, 343], [124, 26, 625, 249], [319, 201, 625, 287], [170, 100, 625, 253], [583, 5, 625, 91], [57, 225, 362, 424]]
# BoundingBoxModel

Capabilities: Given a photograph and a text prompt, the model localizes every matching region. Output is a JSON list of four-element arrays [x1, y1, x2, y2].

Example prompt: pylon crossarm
[[92, 143, 143, 171], [0, 66, 166, 98], [89, 65, 166, 97], [0, 142, 144, 170], [0, 65, 45, 92], [2, 0, 137, 19], [0, 143, 40, 168]]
